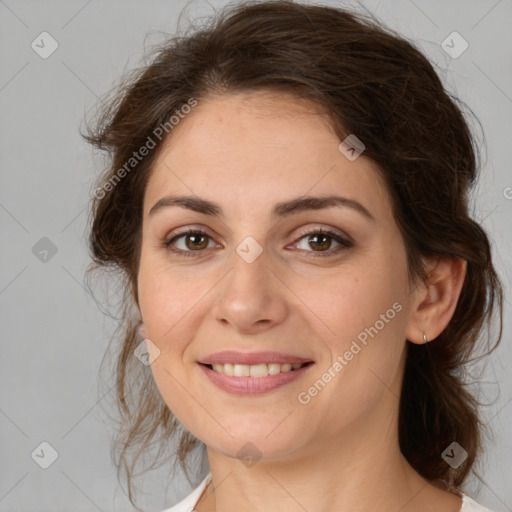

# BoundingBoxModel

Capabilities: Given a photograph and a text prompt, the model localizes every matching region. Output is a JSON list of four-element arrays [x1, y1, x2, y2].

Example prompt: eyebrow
[[149, 194, 375, 221]]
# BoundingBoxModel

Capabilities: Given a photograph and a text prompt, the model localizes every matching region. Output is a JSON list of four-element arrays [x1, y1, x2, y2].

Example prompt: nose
[[211, 247, 289, 335]]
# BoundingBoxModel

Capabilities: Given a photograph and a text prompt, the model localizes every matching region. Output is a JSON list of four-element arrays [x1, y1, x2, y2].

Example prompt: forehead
[[143, 91, 391, 221]]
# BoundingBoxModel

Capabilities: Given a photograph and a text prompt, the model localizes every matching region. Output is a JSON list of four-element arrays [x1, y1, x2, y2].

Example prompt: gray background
[[0, 0, 511, 510]]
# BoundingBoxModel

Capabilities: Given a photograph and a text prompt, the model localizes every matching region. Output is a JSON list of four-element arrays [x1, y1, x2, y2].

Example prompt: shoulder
[[160, 473, 212, 512], [460, 493, 494, 512]]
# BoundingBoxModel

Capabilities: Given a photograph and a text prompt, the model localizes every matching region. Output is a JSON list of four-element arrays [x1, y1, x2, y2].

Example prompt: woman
[[84, 1, 503, 511]]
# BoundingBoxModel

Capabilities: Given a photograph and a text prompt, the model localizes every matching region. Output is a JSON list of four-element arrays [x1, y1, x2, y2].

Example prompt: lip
[[198, 361, 315, 395], [198, 351, 314, 365]]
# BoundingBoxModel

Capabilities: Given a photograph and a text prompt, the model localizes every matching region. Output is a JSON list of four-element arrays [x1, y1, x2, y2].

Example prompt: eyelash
[[163, 227, 354, 258]]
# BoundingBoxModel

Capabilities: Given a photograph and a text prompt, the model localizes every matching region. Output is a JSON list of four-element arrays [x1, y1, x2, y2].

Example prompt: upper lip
[[198, 351, 314, 365]]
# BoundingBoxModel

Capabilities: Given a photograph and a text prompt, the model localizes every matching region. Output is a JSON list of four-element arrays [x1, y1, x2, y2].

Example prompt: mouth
[[200, 361, 314, 377], [197, 350, 315, 394], [197, 361, 315, 395]]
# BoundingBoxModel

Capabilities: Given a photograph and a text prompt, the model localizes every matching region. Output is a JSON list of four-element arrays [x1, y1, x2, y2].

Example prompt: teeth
[[249, 364, 268, 377], [268, 363, 281, 375], [211, 362, 305, 377], [234, 364, 249, 377]]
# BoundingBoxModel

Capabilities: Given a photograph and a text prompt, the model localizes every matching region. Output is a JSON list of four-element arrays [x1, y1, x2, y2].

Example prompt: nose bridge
[[212, 237, 288, 332], [231, 237, 270, 292]]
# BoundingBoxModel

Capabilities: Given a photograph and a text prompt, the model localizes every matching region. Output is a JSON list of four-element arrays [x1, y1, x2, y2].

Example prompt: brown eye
[[183, 233, 209, 250], [164, 229, 216, 256], [306, 233, 333, 251], [294, 228, 353, 257]]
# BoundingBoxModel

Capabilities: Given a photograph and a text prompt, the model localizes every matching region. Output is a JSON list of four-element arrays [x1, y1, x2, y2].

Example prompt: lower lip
[[198, 363, 314, 395]]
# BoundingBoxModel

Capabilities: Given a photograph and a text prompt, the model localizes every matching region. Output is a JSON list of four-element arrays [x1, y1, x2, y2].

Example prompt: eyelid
[[164, 224, 216, 243], [291, 225, 353, 245]]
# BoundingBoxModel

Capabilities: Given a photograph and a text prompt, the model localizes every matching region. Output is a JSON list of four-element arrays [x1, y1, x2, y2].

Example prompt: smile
[[208, 362, 306, 377], [198, 362, 315, 395]]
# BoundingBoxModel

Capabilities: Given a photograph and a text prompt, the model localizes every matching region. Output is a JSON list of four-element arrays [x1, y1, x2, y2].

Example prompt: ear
[[138, 320, 148, 339], [405, 256, 467, 345], [133, 302, 147, 338]]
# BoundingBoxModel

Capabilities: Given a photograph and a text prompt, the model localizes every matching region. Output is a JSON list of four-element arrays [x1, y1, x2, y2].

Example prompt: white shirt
[[161, 473, 494, 512]]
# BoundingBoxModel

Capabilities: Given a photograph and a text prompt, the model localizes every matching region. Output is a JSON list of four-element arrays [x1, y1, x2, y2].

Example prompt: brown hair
[[83, 0, 503, 507]]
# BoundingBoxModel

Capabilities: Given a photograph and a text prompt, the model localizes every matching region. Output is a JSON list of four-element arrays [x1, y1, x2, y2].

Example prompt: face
[[137, 91, 417, 462]]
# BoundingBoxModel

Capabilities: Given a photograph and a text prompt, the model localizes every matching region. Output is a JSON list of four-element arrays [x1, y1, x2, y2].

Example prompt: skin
[[137, 90, 467, 512]]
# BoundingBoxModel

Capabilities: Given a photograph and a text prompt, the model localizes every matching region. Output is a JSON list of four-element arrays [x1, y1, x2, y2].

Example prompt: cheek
[[303, 274, 407, 429], [297, 262, 404, 350], [138, 246, 206, 330], [137, 260, 209, 432], [300, 247, 408, 401]]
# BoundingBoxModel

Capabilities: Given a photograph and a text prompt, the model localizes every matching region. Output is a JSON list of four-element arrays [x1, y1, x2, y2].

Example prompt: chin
[[200, 423, 306, 463]]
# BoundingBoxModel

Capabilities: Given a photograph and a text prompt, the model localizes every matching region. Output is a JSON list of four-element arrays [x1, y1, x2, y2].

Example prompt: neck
[[195, 397, 459, 512]]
